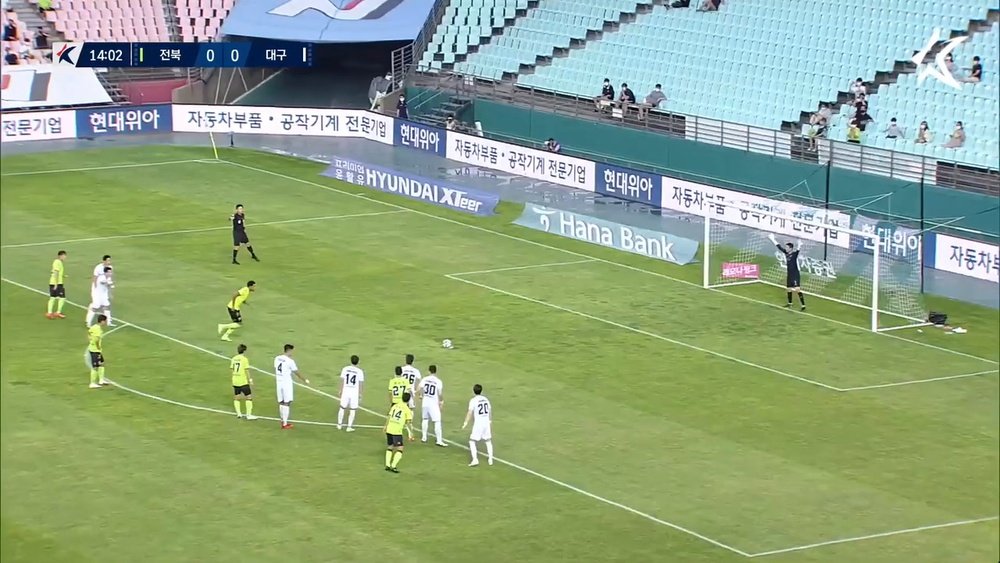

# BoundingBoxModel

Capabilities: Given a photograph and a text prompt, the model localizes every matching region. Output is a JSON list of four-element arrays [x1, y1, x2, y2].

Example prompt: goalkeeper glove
[[768, 234, 778, 245]]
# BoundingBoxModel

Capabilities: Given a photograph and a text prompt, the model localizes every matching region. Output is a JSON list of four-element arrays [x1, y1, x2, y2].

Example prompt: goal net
[[702, 205, 929, 332]]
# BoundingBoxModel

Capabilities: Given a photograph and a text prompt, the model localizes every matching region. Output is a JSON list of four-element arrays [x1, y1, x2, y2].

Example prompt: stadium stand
[[176, 0, 236, 42], [31, 0, 233, 44], [421, 0, 999, 169]]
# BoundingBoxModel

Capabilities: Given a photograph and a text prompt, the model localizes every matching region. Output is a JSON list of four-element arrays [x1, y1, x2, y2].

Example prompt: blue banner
[[321, 156, 498, 216], [221, 0, 435, 42], [394, 119, 445, 156], [595, 163, 661, 206], [75, 104, 172, 138], [850, 214, 921, 263], [514, 205, 699, 265]]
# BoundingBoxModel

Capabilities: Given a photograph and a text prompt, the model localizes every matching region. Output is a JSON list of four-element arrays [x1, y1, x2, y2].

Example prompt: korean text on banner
[[595, 163, 661, 206], [930, 233, 999, 283], [1, 110, 77, 143], [171, 105, 394, 145], [515, 205, 699, 265], [76, 104, 172, 137], [661, 176, 853, 248], [850, 214, 921, 263], [394, 119, 445, 156], [321, 156, 498, 216], [446, 131, 595, 192]]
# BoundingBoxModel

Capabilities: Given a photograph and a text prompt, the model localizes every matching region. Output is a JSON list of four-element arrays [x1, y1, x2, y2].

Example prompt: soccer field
[[1, 145, 997, 563]]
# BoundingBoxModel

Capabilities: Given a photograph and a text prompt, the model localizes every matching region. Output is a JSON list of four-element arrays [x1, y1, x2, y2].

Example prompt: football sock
[[434, 421, 444, 442], [421, 419, 429, 440], [90, 368, 99, 385], [485, 440, 494, 461], [245, 399, 253, 416], [799, 293, 806, 305], [232, 249, 238, 261], [390, 450, 403, 468], [347, 410, 356, 428], [337, 408, 345, 426], [105, 309, 112, 324], [97, 367, 105, 381], [85, 310, 95, 326], [469, 441, 478, 462], [234, 400, 243, 416], [47, 298, 56, 314], [786, 291, 793, 304], [56, 298, 65, 313], [279, 405, 289, 424], [247, 245, 257, 258], [384, 450, 393, 467]]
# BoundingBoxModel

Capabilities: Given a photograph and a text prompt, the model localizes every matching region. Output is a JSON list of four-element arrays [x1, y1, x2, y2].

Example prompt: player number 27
[[392, 385, 406, 396]]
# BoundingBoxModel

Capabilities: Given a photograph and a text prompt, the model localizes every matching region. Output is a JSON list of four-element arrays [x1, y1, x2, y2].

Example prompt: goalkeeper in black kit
[[769, 234, 806, 311]]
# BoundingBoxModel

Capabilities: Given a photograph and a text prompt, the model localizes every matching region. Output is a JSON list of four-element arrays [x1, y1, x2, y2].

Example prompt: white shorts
[[470, 420, 491, 441], [422, 403, 441, 423], [276, 380, 294, 403], [340, 390, 359, 409], [89, 296, 110, 309]]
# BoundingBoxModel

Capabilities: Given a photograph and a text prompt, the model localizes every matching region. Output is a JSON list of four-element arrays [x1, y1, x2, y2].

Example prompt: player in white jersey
[[420, 364, 447, 447], [401, 354, 422, 408], [274, 344, 309, 429], [462, 384, 493, 466], [86, 266, 114, 327], [337, 354, 365, 431], [91, 255, 112, 289]]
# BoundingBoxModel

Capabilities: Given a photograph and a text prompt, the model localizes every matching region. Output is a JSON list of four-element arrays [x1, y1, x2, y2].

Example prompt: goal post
[[702, 205, 931, 332]]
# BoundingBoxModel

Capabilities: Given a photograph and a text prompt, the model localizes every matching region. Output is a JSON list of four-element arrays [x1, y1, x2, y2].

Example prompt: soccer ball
[[441, 339, 453, 349]]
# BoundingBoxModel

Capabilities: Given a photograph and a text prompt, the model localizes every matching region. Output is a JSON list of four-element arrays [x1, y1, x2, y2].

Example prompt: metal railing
[[406, 68, 1000, 196]]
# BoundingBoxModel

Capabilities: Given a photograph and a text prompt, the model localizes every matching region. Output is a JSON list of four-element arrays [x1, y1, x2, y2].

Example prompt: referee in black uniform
[[231, 204, 259, 265], [770, 234, 806, 310]]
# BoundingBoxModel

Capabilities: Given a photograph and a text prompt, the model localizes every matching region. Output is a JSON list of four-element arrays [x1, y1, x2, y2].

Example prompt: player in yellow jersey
[[229, 343, 256, 420], [87, 314, 108, 388], [46, 250, 68, 319], [384, 392, 414, 473], [388, 365, 411, 405], [217, 280, 256, 341]]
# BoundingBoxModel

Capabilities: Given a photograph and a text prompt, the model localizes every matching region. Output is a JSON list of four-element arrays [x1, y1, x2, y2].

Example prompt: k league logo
[[911, 28, 967, 90]]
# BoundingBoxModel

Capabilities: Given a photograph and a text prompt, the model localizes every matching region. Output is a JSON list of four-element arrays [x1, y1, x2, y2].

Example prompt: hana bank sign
[[911, 28, 967, 90], [268, 0, 402, 19]]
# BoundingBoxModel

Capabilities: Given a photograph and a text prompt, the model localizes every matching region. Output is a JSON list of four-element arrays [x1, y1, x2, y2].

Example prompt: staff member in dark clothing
[[770, 234, 806, 310], [230, 204, 260, 265], [593, 78, 614, 112], [396, 94, 408, 119]]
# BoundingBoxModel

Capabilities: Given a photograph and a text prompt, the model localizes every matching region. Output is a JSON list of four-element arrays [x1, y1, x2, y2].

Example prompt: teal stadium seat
[[424, 0, 999, 168]]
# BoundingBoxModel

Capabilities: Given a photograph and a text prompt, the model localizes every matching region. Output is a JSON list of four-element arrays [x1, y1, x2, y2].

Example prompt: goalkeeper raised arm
[[769, 234, 806, 311]]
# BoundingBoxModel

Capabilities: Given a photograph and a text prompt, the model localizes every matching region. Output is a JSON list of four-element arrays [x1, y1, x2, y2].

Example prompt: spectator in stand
[[593, 78, 614, 112], [846, 118, 862, 143], [961, 56, 982, 83], [445, 115, 458, 131], [915, 120, 932, 144], [808, 117, 827, 150], [943, 121, 965, 148], [853, 93, 868, 114], [544, 138, 561, 153], [637, 83, 666, 119], [854, 107, 873, 132], [3, 16, 17, 42], [38, 0, 53, 12], [617, 82, 635, 114], [850, 78, 866, 99], [396, 94, 407, 119], [944, 53, 958, 77], [809, 102, 831, 125], [3, 46, 17, 65], [18, 36, 32, 63], [883, 118, 904, 139], [670, 0, 690, 7], [697, 0, 720, 11], [33, 27, 47, 49]]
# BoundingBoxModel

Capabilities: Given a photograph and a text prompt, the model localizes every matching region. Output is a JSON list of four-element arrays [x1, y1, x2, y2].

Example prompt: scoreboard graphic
[[52, 41, 313, 68]]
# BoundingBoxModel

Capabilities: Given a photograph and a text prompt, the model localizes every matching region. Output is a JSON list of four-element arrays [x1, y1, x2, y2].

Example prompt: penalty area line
[[839, 369, 1000, 392], [446, 259, 597, 277], [1, 276, 752, 559], [0, 159, 209, 177]]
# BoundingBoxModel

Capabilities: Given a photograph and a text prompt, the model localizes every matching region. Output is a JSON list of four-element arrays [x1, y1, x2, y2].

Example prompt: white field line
[[445, 273, 843, 392], [446, 259, 597, 277], [0, 159, 209, 177], [1, 277, 751, 559], [747, 515, 1000, 558], [0, 210, 408, 249], [838, 369, 1000, 392], [221, 160, 999, 368]]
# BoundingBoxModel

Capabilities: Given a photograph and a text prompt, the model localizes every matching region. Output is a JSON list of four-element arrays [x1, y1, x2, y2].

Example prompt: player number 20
[[477, 403, 489, 416]]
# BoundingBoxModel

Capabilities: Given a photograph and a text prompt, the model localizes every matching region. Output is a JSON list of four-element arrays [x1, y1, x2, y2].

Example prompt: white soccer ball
[[441, 339, 453, 349]]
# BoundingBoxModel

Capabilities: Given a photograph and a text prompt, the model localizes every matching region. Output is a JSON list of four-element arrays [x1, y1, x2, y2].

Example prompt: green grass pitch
[[1, 145, 997, 563]]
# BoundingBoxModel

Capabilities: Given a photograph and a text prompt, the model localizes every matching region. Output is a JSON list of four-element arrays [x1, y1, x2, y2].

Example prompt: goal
[[701, 205, 930, 332]]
